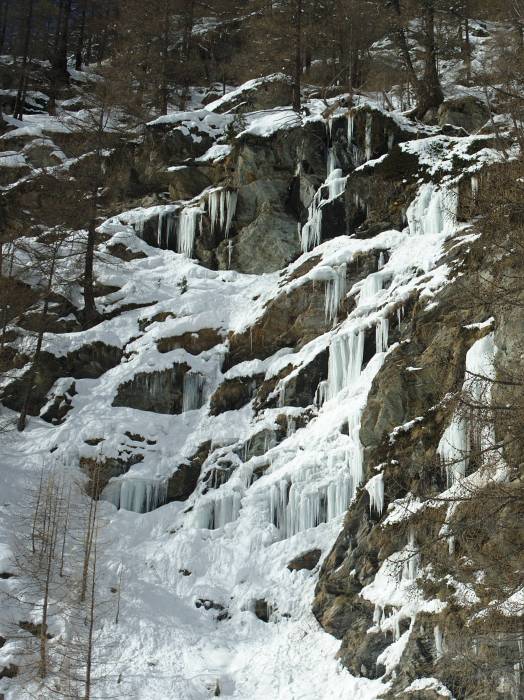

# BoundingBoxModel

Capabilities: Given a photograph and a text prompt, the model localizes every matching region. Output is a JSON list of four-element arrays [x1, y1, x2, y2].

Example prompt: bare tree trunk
[[75, 0, 89, 70], [39, 477, 60, 678], [82, 219, 98, 327], [419, 0, 443, 118], [0, 0, 10, 54], [183, 0, 195, 60], [17, 243, 57, 431], [464, 15, 472, 85], [84, 533, 97, 700], [293, 0, 302, 112], [13, 0, 35, 120]]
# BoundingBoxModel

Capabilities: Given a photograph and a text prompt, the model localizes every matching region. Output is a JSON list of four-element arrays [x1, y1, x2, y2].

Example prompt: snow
[[0, 70, 499, 700]]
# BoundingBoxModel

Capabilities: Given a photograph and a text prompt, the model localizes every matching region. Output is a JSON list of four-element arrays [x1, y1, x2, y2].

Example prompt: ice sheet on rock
[[102, 477, 168, 514], [406, 182, 458, 238]]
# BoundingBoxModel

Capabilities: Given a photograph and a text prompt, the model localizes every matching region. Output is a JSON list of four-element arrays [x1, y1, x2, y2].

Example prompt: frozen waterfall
[[102, 477, 168, 514]]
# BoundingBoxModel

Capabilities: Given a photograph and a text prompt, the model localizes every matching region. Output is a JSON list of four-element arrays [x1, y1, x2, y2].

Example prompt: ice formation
[[182, 372, 205, 412], [300, 190, 323, 252], [406, 183, 459, 238], [375, 317, 389, 354], [438, 415, 469, 486], [300, 137, 348, 253], [324, 263, 347, 322], [157, 209, 177, 248], [365, 473, 385, 516], [208, 188, 238, 238], [190, 491, 242, 529], [269, 464, 353, 540], [434, 625, 444, 660], [327, 330, 365, 399], [402, 530, 420, 581], [365, 113, 373, 161], [102, 477, 168, 513], [177, 207, 202, 257], [358, 271, 386, 307]]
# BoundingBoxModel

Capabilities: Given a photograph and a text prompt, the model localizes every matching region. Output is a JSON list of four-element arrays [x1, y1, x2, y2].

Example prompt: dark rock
[[112, 363, 191, 414], [157, 328, 223, 355], [167, 441, 211, 501], [287, 548, 322, 571], [254, 599, 272, 622], [209, 375, 263, 415]]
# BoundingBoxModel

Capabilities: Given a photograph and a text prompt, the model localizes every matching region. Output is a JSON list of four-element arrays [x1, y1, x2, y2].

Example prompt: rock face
[[112, 364, 190, 414], [2, 71, 522, 700]]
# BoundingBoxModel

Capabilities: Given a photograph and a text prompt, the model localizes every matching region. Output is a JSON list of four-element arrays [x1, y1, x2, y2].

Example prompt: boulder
[[437, 96, 490, 133]]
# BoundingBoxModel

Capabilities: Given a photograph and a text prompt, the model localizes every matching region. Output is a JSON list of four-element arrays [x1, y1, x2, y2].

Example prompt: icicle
[[315, 380, 329, 408], [326, 169, 346, 200], [286, 415, 296, 437], [347, 112, 354, 144], [365, 473, 384, 516], [437, 415, 469, 486], [224, 190, 237, 238], [375, 317, 389, 354], [227, 240, 233, 269], [402, 529, 420, 581], [157, 212, 165, 247], [471, 175, 479, 201], [324, 263, 347, 322], [208, 188, 237, 238], [378, 252, 385, 270], [387, 132, 395, 151], [394, 616, 401, 642], [177, 207, 201, 257], [182, 372, 205, 412], [327, 148, 337, 177], [373, 604, 383, 626], [358, 271, 385, 306], [300, 190, 323, 252], [365, 113, 373, 161], [434, 625, 444, 660], [327, 330, 365, 398], [277, 382, 286, 408], [347, 413, 364, 490], [397, 307, 402, 329], [191, 492, 242, 529]]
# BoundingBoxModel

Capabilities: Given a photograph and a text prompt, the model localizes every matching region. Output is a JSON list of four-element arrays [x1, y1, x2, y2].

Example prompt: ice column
[[177, 207, 201, 257], [327, 330, 365, 398], [375, 317, 389, 354], [324, 263, 347, 322], [102, 478, 168, 514], [182, 372, 205, 412], [406, 183, 459, 237], [365, 112, 373, 161], [437, 415, 469, 486], [208, 189, 237, 238]]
